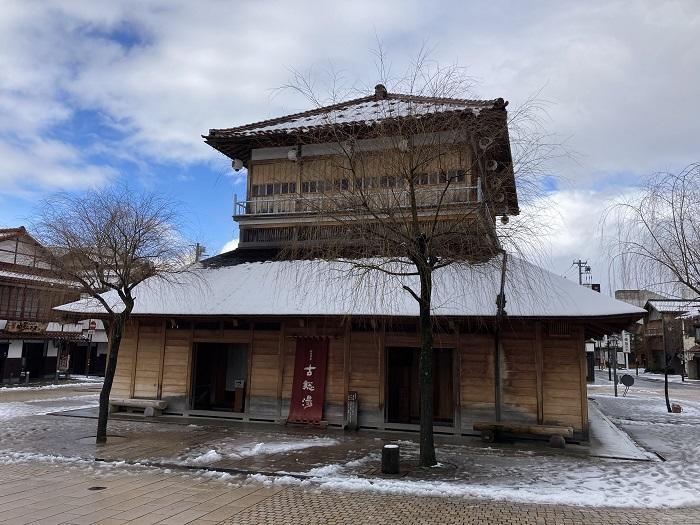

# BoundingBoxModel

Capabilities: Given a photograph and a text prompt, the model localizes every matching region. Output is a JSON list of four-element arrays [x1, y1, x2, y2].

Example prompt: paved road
[[1, 380, 699, 524]]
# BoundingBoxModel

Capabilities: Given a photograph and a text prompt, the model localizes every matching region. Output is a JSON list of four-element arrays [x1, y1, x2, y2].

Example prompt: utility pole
[[193, 243, 206, 262], [573, 259, 590, 285]]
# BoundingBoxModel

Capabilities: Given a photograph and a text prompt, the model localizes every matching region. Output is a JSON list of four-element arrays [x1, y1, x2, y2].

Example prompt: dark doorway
[[386, 346, 453, 425], [0, 343, 7, 382], [23, 342, 45, 379], [192, 343, 248, 412], [70, 344, 88, 375]]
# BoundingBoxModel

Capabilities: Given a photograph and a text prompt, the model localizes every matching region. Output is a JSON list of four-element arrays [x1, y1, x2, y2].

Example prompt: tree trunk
[[96, 312, 128, 444], [664, 356, 672, 413], [418, 269, 436, 467]]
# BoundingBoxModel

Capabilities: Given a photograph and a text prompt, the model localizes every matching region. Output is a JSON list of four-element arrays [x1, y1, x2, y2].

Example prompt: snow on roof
[[0, 269, 79, 287], [206, 90, 501, 139], [55, 256, 644, 320], [647, 299, 700, 314]]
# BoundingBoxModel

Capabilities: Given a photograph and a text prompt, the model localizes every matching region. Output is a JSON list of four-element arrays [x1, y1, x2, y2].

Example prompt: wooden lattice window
[[545, 320, 571, 338]]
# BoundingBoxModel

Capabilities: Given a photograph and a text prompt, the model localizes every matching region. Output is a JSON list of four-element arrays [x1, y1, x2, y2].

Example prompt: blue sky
[[1, 1, 698, 288]]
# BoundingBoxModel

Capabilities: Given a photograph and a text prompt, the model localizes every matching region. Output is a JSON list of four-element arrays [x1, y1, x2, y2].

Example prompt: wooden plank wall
[[248, 331, 281, 419], [459, 334, 494, 431], [132, 320, 163, 399], [161, 329, 192, 401], [501, 336, 539, 424], [108, 316, 587, 435], [542, 334, 585, 429], [348, 331, 382, 428], [111, 320, 138, 398]]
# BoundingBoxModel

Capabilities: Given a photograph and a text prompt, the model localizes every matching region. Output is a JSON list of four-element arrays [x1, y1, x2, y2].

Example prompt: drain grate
[[88, 486, 107, 491]]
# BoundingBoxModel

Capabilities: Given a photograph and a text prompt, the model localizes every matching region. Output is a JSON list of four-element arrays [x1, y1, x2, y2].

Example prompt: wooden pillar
[[156, 319, 166, 400], [535, 321, 544, 425], [245, 324, 254, 420], [185, 325, 194, 411], [578, 324, 588, 431], [129, 319, 140, 398], [453, 327, 463, 435], [276, 322, 286, 420], [343, 320, 351, 407], [377, 321, 386, 430]]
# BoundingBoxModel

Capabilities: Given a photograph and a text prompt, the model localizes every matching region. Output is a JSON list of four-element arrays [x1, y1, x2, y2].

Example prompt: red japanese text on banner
[[287, 337, 329, 424]]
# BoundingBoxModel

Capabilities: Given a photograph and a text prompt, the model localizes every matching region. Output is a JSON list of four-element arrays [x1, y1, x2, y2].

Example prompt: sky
[[1, 1, 698, 293]]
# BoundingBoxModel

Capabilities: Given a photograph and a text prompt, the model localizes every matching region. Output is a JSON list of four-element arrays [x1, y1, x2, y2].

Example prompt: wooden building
[[57, 87, 644, 440], [0, 226, 107, 382]]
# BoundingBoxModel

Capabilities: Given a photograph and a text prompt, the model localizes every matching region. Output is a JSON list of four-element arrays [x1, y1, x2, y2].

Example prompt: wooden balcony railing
[[234, 180, 483, 217]]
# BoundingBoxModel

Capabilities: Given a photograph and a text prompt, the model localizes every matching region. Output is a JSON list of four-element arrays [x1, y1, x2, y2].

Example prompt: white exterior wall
[[7, 340, 23, 358], [47, 340, 59, 357]]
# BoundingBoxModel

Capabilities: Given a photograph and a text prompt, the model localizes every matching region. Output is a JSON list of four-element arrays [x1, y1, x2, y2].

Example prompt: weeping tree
[[33, 187, 191, 443], [605, 162, 700, 412], [271, 55, 558, 466]]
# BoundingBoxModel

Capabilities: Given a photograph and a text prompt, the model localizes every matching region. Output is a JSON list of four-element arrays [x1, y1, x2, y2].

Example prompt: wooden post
[[535, 321, 544, 425], [343, 319, 351, 414], [453, 327, 462, 434], [578, 324, 588, 431], [493, 251, 508, 422], [378, 321, 386, 430], [129, 319, 140, 398], [156, 319, 166, 400], [276, 321, 286, 421]]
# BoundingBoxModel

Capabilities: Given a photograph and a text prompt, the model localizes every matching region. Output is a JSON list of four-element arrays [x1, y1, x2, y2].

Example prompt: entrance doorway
[[386, 346, 453, 425], [23, 342, 45, 379], [192, 343, 248, 412]]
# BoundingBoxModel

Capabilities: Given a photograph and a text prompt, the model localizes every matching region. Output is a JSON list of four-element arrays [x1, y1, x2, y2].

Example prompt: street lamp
[[608, 335, 621, 397]]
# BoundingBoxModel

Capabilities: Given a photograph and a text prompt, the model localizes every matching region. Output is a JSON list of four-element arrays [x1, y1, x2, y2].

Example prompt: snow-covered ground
[[0, 393, 100, 420], [638, 372, 700, 385], [180, 436, 340, 466], [1, 374, 699, 509], [0, 377, 103, 392]]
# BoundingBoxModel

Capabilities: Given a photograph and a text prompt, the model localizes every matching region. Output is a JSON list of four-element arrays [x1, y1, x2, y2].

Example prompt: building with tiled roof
[[0, 226, 107, 382]]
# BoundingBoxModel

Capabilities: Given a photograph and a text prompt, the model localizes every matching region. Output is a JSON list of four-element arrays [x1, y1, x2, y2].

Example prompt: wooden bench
[[473, 421, 574, 444], [109, 398, 168, 417]]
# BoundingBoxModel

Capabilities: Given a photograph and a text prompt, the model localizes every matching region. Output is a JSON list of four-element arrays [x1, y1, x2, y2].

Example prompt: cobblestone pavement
[[1, 460, 698, 525], [2, 380, 700, 523]]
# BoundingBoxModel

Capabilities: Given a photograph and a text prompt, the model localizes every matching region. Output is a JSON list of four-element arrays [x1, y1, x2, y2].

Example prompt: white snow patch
[[186, 450, 223, 465], [179, 436, 339, 465], [0, 381, 102, 392]]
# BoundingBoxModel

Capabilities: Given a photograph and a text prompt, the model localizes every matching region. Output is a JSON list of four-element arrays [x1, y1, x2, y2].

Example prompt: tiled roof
[[0, 226, 26, 242], [206, 86, 504, 139], [647, 299, 700, 314]]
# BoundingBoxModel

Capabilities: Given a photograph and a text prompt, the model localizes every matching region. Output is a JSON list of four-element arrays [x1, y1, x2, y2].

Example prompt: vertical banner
[[287, 337, 329, 424]]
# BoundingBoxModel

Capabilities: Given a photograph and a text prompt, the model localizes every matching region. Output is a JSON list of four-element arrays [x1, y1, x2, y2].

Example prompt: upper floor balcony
[[233, 179, 483, 220]]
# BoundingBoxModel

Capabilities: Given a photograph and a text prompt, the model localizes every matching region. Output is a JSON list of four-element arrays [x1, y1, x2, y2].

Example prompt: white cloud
[[220, 238, 239, 254], [1, 0, 699, 281]]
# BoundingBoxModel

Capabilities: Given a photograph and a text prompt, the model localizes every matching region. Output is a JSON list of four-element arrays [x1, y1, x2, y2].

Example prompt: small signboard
[[57, 348, 70, 373], [287, 337, 329, 424], [5, 321, 48, 333]]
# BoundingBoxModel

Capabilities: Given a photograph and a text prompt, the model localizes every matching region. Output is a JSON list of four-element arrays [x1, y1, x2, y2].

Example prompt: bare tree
[[268, 54, 557, 466], [33, 187, 191, 443], [605, 162, 700, 411]]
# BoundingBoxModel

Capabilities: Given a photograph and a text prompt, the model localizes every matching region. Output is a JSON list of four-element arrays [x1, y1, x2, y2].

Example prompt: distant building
[[0, 227, 107, 382], [644, 299, 700, 374], [678, 307, 700, 379]]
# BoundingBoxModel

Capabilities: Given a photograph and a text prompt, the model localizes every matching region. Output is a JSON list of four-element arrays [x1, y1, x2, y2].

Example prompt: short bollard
[[381, 444, 400, 474]]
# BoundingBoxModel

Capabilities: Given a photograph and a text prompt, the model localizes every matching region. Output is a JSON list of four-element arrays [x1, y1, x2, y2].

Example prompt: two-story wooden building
[[57, 87, 644, 440], [0, 227, 107, 382]]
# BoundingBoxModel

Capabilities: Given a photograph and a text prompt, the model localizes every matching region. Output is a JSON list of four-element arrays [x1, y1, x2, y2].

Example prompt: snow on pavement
[[0, 379, 103, 392], [181, 436, 340, 466], [0, 394, 99, 420], [245, 446, 700, 509]]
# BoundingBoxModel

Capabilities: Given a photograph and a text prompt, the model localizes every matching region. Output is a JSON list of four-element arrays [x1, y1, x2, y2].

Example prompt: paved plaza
[[0, 377, 699, 523]]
